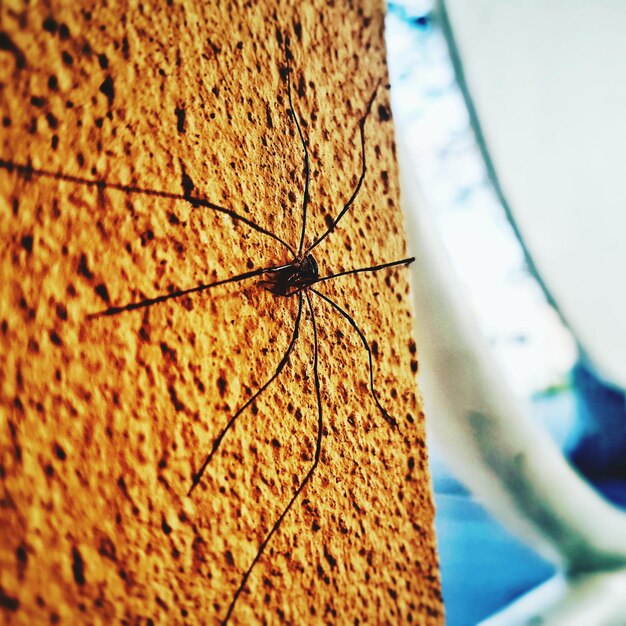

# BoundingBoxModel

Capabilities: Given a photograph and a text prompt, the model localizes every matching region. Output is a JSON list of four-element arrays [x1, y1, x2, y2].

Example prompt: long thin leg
[[188, 292, 304, 496], [314, 256, 415, 285], [0, 158, 294, 255], [305, 82, 380, 255], [284, 39, 311, 256], [311, 287, 398, 429], [87, 265, 281, 318], [221, 290, 323, 625]]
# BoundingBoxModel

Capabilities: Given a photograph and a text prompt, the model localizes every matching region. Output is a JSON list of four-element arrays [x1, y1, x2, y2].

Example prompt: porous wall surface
[[0, 1, 443, 624]]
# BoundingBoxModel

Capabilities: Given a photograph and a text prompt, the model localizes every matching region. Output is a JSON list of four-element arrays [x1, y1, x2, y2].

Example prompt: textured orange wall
[[0, 1, 442, 624]]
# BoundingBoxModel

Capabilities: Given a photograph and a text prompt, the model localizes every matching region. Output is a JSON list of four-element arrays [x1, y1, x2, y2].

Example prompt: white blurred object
[[399, 136, 626, 625], [387, 4, 578, 399], [481, 569, 626, 626], [390, 2, 626, 624], [441, 0, 626, 390]]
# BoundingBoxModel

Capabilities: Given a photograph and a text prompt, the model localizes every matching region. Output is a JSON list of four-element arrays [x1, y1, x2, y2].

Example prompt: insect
[[1, 32, 414, 623]]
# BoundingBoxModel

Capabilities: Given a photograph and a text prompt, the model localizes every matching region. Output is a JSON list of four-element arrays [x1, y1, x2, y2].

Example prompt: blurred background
[[385, 1, 626, 624]]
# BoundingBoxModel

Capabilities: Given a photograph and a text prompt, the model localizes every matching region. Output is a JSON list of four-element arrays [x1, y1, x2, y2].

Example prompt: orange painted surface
[[0, 2, 442, 624]]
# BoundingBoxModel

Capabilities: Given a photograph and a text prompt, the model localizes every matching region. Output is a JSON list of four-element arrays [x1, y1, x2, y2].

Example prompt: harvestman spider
[[1, 39, 415, 623]]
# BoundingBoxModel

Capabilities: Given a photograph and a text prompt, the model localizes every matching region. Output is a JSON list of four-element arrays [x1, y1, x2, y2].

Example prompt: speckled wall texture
[[0, 1, 443, 624]]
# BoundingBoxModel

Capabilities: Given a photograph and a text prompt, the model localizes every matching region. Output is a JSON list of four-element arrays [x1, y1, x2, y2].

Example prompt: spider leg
[[311, 287, 399, 429], [187, 292, 304, 496], [283, 38, 311, 256], [305, 81, 380, 254], [86, 265, 282, 318], [221, 290, 323, 625], [0, 158, 294, 254], [314, 256, 415, 285]]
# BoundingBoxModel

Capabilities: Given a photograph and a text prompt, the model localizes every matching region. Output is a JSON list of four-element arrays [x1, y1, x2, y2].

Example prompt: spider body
[[261, 253, 319, 296]]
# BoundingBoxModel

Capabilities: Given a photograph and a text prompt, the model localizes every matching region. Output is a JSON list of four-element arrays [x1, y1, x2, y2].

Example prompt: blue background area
[[435, 493, 553, 626], [429, 394, 567, 624]]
